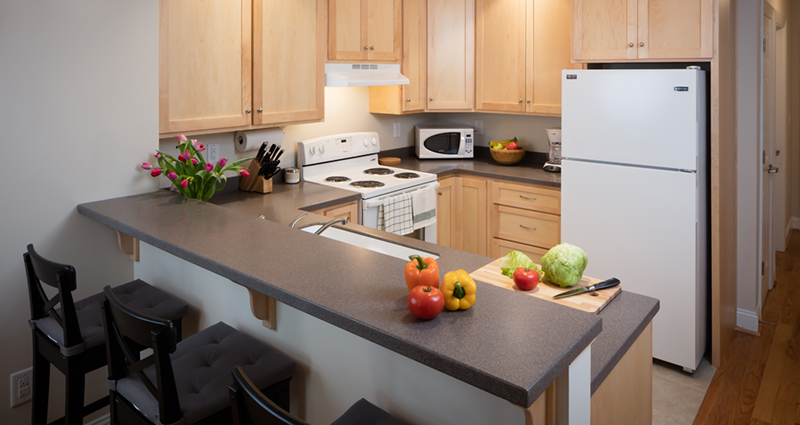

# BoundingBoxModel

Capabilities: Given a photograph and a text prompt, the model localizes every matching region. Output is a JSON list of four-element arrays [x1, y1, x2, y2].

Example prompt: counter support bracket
[[247, 288, 277, 330], [115, 230, 139, 262]]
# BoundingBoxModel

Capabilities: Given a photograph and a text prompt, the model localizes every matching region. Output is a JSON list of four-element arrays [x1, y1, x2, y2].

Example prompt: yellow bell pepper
[[441, 270, 477, 311]]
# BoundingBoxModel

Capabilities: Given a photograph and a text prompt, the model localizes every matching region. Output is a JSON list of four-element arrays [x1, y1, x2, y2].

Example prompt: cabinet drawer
[[490, 238, 549, 264], [313, 201, 359, 223], [490, 181, 560, 214], [492, 205, 560, 248]]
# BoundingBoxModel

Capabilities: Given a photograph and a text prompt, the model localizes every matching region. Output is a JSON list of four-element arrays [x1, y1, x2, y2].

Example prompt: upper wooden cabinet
[[476, 0, 581, 116], [572, 0, 712, 62], [159, 0, 325, 137], [329, 0, 402, 62], [369, 0, 426, 114], [427, 0, 475, 111]]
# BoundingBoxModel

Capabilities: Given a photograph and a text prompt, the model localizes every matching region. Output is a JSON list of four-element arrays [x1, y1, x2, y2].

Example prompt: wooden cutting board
[[470, 259, 621, 314]]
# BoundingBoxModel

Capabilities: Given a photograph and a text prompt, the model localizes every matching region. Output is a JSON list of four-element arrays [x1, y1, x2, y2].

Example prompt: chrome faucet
[[289, 212, 309, 228], [315, 217, 348, 235]]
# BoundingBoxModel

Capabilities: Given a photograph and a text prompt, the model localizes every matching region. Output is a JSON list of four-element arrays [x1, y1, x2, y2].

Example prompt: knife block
[[238, 159, 273, 194]]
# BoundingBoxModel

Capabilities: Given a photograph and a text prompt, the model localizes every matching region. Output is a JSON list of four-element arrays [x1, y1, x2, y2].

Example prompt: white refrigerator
[[561, 69, 707, 372]]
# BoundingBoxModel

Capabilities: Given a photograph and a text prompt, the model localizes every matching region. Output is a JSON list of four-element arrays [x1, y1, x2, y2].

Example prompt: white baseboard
[[792, 216, 800, 230], [737, 308, 759, 333]]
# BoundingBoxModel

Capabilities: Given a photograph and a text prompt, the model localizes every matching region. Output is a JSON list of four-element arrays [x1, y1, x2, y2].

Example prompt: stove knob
[[371, 137, 378, 146], [309, 146, 317, 155], [363, 139, 369, 147], [319, 145, 325, 154]]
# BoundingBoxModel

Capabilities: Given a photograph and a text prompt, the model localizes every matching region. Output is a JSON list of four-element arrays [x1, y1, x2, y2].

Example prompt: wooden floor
[[694, 230, 800, 425]]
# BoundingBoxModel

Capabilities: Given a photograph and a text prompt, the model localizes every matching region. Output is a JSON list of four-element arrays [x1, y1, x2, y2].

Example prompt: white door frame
[[773, 11, 788, 253]]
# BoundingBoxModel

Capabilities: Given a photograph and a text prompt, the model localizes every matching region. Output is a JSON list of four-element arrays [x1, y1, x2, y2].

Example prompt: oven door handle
[[362, 181, 441, 209]]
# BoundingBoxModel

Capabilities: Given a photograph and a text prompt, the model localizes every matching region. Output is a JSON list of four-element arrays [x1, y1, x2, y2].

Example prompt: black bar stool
[[24, 244, 190, 425], [230, 366, 408, 425], [101, 285, 296, 425]]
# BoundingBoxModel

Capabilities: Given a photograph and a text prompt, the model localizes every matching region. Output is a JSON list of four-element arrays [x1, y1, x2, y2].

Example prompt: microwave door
[[424, 132, 462, 155]]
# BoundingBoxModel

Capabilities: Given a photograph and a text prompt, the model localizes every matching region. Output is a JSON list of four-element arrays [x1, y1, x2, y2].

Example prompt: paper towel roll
[[235, 129, 284, 152]]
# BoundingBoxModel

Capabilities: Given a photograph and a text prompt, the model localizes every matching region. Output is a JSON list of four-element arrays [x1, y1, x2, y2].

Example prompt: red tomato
[[513, 267, 539, 291], [408, 285, 445, 320]]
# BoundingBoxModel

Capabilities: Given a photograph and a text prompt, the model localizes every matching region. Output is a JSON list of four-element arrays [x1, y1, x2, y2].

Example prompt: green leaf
[[231, 156, 256, 167]]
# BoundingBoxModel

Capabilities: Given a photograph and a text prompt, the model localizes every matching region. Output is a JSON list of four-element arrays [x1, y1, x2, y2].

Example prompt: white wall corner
[[737, 308, 760, 333]]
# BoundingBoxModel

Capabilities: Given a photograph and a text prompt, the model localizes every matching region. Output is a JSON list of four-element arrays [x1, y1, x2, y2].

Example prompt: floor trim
[[736, 308, 759, 333]]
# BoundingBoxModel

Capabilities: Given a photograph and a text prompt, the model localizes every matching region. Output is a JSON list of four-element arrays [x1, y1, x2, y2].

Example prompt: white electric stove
[[298, 132, 439, 242]]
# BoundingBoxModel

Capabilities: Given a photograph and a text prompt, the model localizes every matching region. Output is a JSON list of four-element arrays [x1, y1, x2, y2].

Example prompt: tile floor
[[652, 357, 716, 425]]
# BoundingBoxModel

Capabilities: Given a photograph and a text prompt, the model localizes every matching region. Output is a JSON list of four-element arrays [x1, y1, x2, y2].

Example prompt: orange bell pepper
[[405, 255, 440, 291]]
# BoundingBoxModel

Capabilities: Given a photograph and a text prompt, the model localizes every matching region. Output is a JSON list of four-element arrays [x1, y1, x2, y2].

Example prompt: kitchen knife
[[552, 278, 620, 299], [256, 142, 267, 162]]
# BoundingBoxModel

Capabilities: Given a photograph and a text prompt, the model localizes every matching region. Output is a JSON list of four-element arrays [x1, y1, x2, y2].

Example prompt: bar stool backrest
[[230, 366, 308, 425], [24, 244, 83, 348], [101, 285, 182, 425]]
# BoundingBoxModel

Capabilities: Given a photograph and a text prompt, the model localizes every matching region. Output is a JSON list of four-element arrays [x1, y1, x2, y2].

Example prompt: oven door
[[361, 182, 439, 244]]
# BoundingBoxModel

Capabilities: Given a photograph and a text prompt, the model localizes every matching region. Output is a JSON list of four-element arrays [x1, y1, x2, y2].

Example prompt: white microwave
[[415, 126, 474, 159]]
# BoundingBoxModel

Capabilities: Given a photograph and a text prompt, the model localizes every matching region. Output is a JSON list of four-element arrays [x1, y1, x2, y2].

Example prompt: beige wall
[[0, 1, 158, 423]]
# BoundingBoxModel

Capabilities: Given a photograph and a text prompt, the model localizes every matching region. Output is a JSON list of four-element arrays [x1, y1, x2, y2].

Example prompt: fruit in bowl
[[489, 138, 526, 165]]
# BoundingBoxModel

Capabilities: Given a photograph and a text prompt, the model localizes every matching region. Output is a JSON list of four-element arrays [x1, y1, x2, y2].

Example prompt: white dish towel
[[411, 186, 437, 231], [379, 192, 414, 235]]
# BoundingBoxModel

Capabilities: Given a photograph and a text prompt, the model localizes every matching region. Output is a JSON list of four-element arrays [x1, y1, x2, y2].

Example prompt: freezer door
[[561, 160, 704, 370], [562, 70, 703, 171]]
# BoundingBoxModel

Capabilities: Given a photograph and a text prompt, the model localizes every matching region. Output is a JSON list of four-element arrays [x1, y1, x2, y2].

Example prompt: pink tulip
[[177, 154, 186, 162], [167, 170, 178, 180], [141, 162, 152, 170], [218, 158, 227, 168], [191, 158, 198, 166], [178, 134, 187, 142], [240, 169, 250, 178], [196, 142, 205, 152], [180, 179, 189, 188], [191, 139, 198, 146], [205, 163, 214, 172], [154, 152, 161, 159], [151, 168, 163, 177]]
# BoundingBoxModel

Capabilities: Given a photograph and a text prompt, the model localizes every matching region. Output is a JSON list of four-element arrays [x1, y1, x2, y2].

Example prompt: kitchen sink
[[301, 225, 438, 261]]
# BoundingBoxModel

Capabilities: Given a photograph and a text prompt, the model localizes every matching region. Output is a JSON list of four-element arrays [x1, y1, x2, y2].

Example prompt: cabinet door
[[572, 0, 637, 61], [402, 0, 426, 111], [437, 177, 457, 249], [637, 0, 712, 59], [475, 0, 526, 113], [329, 0, 366, 60], [528, 0, 582, 115], [317, 201, 360, 223], [427, 0, 475, 111], [254, 0, 325, 126], [366, 0, 402, 61], [459, 177, 488, 256], [159, 0, 252, 135]]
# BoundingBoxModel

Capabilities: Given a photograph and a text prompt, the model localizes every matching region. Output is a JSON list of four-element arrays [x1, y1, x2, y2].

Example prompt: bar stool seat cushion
[[115, 322, 296, 425], [32, 279, 189, 357], [330, 399, 409, 425]]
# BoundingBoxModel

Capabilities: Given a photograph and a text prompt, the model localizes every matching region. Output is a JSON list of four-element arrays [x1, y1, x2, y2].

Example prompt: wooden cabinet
[[329, 0, 402, 62], [426, 0, 475, 111], [437, 176, 488, 256], [572, 0, 712, 62], [312, 200, 360, 223], [369, 0, 426, 114], [489, 180, 561, 258], [476, 0, 581, 116], [159, 0, 325, 137]]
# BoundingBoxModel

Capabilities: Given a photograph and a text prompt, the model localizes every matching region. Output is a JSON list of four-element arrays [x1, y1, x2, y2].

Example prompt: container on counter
[[285, 168, 300, 184]]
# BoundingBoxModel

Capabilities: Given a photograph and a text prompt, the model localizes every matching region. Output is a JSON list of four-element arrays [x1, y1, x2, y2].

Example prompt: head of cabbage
[[541, 243, 588, 288]]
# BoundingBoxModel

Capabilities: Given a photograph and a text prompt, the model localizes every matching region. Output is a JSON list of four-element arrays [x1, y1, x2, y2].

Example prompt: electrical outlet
[[393, 122, 401, 138], [474, 120, 484, 135], [10, 368, 32, 407], [207, 143, 220, 164]]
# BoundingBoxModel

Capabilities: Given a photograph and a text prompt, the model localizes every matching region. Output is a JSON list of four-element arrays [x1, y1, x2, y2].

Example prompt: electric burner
[[350, 180, 385, 188], [325, 176, 351, 182], [364, 168, 394, 175], [394, 172, 420, 179]]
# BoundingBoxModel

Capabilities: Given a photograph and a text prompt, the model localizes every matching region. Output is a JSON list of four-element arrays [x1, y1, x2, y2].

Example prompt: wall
[[791, 3, 800, 228], [433, 113, 562, 151], [0, 1, 158, 424]]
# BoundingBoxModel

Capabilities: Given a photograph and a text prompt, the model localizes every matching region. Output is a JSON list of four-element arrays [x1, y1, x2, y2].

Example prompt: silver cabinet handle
[[640, 42, 644, 47], [257, 108, 263, 113], [430, 97, 434, 101], [526, 100, 531, 103], [518, 99, 523, 103], [437, 191, 443, 195], [370, 46, 375, 50], [246, 108, 251, 113], [768, 165, 779, 174], [519, 225, 537, 231], [407, 99, 411, 102], [364, 46, 368, 50], [629, 43, 634, 47], [520, 195, 537, 200]]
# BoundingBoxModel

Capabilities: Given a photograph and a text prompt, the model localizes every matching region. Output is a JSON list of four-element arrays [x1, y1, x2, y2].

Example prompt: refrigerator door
[[562, 70, 703, 171], [561, 159, 704, 370]]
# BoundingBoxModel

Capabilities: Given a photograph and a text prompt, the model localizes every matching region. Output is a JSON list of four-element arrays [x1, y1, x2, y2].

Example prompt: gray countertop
[[77, 162, 656, 406]]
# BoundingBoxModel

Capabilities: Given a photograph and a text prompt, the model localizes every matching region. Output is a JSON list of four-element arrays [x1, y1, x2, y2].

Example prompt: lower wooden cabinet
[[311, 200, 359, 223], [490, 238, 549, 264], [437, 176, 487, 256]]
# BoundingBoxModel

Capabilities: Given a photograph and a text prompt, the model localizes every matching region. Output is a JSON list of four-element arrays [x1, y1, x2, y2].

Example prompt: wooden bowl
[[490, 147, 526, 165]]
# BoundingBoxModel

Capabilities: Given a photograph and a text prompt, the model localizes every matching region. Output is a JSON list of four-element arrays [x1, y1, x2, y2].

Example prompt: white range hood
[[325, 63, 409, 87]]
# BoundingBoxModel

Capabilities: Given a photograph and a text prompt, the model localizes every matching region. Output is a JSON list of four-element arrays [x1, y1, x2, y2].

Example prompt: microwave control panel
[[465, 134, 473, 155]]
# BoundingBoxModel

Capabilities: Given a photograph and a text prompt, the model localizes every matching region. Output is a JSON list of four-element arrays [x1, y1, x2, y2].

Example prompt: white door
[[772, 11, 788, 253], [760, 7, 774, 306], [561, 159, 704, 370], [561, 69, 702, 170]]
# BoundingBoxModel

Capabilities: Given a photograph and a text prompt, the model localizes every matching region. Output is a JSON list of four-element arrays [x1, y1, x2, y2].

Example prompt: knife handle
[[591, 278, 620, 291]]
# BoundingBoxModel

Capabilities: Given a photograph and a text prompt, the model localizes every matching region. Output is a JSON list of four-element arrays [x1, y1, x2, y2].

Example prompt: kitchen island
[[78, 178, 657, 424]]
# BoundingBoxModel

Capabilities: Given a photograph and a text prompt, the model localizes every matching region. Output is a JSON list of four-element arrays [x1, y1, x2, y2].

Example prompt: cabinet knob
[[518, 99, 523, 103], [519, 225, 537, 231], [629, 43, 634, 47], [246, 109, 251, 114], [407, 99, 411, 102], [437, 192, 443, 196], [364, 46, 369, 50], [640, 42, 644, 47], [370, 46, 375, 50], [527, 100, 531, 104], [430, 97, 433, 101], [257, 108, 263, 113]]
